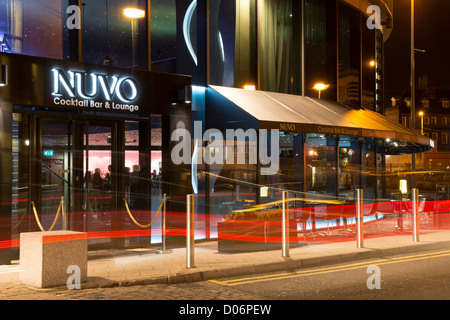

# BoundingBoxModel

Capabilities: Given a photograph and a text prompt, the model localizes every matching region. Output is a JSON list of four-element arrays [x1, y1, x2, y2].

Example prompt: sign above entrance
[[0, 52, 192, 115], [51, 68, 140, 113]]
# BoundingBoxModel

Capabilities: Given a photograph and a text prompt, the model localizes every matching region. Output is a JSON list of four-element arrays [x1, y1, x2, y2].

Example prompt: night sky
[[384, 0, 450, 101]]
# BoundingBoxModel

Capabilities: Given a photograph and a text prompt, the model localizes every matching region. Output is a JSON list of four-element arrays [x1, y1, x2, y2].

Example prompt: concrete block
[[19, 231, 88, 288]]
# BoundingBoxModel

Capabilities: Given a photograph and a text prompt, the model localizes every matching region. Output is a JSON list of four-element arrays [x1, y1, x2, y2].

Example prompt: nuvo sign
[[51, 68, 141, 113]]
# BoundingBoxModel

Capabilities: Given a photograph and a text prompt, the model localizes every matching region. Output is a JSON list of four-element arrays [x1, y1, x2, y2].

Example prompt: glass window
[[258, 0, 302, 94], [338, 3, 361, 108], [305, 133, 337, 199], [151, 0, 177, 73], [1, 0, 68, 59], [339, 136, 360, 200], [209, 0, 236, 87], [362, 17, 376, 110], [234, 0, 257, 89], [304, 0, 337, 100], [442, 133, 448, 145], [82, 0, 147, 69], [209, 130, 257, 238]]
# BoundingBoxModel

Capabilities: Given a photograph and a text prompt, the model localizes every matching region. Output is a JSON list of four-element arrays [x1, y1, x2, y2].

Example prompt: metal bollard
[[282, 191, 290, 257], [61, 196, 67, 230], [412, 188, 419, 242], [355, 189, 364, 248], [156, 194, 171, 254], [186, 194, 195, 268]]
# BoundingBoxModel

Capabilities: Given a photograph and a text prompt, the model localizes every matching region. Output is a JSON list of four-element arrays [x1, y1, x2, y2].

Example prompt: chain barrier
[[31, 199, 62, 232], [124, 198, 164, 228]]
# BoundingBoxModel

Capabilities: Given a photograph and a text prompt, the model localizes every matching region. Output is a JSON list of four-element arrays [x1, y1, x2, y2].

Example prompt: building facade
[[0, 0, 433, 263]]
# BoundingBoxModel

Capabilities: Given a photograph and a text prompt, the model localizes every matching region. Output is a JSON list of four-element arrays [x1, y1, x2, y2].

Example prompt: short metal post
[[61, 196, 67, 230], [156, 194, 171, 254], [282, 191, 290, 257], [412, 188, 419, 242], [356, 189, 364, 248], [186, 194, 195, 268]]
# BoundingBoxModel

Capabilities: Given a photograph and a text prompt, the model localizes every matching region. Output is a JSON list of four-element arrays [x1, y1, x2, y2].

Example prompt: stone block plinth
[[19, 231, 88, 288]]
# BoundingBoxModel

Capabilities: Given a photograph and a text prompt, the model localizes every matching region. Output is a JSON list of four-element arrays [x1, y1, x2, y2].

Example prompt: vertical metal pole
[[186, 194, 195, 268], [412, 188, 420, 242], [61, 196, 67, 230], [282, 191, 290, 257], [162, 193, 167, 250], [156, 194, 170, 253], [411, 0, 416, 189], [356, 189, 364, 248]]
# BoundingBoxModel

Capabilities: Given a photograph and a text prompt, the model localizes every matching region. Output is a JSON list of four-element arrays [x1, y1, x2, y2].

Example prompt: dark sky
[[384, 0, 450, 100]]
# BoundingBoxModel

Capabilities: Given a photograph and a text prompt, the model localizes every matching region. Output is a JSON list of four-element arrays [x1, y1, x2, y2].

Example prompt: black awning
[[207, 85, 434, 155]]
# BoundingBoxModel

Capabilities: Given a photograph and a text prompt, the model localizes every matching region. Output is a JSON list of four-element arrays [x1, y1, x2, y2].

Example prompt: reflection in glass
[[305, 133, 336, 199]]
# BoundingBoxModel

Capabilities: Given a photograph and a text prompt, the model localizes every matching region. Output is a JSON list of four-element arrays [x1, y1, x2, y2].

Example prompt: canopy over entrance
[[207, 85, 434, 155]]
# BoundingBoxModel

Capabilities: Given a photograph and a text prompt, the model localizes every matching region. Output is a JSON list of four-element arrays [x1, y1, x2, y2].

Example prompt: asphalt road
[[209, 249, 450, 300]]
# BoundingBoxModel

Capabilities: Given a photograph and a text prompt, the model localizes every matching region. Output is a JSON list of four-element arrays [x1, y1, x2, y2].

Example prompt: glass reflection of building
[[0, 0, 433, 251]]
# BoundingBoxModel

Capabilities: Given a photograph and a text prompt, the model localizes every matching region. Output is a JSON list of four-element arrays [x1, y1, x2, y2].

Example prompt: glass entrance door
[[12, 112, 155, 251], [39, 120, 72, 231], [69, 121, 116, 249]]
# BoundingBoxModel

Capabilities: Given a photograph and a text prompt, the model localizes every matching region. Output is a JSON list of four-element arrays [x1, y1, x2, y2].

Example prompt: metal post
[[186, 194, 195, 268], [356, 189, 364, 248], [282, 191, 290, 257], [412, 188, 420, 242], [156, 194, 171, 254], [61, 196, 67, 230]]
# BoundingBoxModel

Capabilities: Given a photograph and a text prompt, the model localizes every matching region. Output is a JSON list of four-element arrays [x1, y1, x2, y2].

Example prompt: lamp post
[[411, 0, 416, 188], [418, 111, 424, 135], [124, 8, 146, 67], [313, 83, 329, 100]]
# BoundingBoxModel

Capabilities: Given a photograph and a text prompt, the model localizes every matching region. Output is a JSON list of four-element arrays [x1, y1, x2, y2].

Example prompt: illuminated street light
[[124, 8, 145, 19], [244, 85, 256, 91], [124, 8, 146, 67], [418, 111, 424, 135], [313, 83, 329, 99]]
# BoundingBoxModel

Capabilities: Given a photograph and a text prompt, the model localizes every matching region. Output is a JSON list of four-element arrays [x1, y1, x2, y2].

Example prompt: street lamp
[[124, 8, 146, 67], [313, 83, 329, 100], [418, 111, 424, 135]]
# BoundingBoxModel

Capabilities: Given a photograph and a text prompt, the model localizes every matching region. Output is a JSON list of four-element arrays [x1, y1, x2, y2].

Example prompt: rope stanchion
[[124, 198, 163, 228], [32, 200, 62, 232], [13, 205, 29, 230]]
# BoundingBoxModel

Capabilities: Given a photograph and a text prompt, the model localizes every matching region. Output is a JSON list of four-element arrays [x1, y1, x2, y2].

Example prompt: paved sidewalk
[[1, 230, 450, 290]]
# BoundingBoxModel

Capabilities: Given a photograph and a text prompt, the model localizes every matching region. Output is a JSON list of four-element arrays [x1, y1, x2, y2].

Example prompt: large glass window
[[338, 136, 360, 200], [82, 0, 147, 69], [233, 0, 257, 89], [208, 131, 258, 238], [258, 0, 302, 94], [305, 133, 337, 199], [362, 19, 376, 110], [208, 0, 235, 86], [338, 3, 361, 109], [1, 0, 68, 59], [304, 0, 337, 100], [151, 0, 177, 73]]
